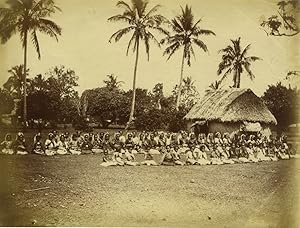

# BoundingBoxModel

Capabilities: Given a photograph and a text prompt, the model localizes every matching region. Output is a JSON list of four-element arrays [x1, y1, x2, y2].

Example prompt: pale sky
[[0, 0, 299, 97]]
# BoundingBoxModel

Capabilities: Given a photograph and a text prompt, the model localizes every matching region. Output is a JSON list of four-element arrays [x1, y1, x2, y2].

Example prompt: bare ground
[[0, 155, 299, 227]]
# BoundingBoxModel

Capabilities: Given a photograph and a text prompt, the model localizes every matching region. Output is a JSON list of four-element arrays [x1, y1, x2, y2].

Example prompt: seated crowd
[[0, 130, 297, 166]]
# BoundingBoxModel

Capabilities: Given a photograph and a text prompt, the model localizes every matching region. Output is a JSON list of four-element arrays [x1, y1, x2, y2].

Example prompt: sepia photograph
[[0, 0, 299, 227]]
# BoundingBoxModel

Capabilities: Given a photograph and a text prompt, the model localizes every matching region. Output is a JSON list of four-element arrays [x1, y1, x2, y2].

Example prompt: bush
[[73, 116, 92, 132], [135, 109, 168, 131], [167, 108, 188, 132]]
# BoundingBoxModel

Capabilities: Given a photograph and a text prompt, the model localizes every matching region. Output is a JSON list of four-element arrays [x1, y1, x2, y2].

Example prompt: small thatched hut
[[184, 88, 277, 136]]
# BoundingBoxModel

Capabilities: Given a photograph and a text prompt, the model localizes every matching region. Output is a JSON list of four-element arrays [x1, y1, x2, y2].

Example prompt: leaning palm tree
[[0, 0, 62, 124], [161, 5, 215, 110], [217, 37, 261, 88], [4, 65, 29, 98], [108, 0, 168, 129]]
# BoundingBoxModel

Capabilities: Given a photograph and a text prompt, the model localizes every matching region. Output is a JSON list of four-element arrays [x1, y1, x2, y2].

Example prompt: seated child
[[100, 148, 117, 167], [140, 150, 158, 166], [32, 133, 45, 155], [195, 145, 211, 165], [216, 143, 234, 164], [246, 143, 259, 163], [185, 145, 197, 165], [277, 143, 290, 160], [80, 134, 93, 154], [0, 134, 14, 155], [255, 143, 271, 161], [124, 149, 139, 166], [13, 132, 28, 155], [57, 135, 69, 155], [161, 145, 175, 166], [210, 144, 224, 165], [68, 134, 81, 155], [45, 133, 57, 156], [268, 145, 279, 161], [171, 145, 184, 165], [112, 150, 125, 166], [91, 134, 103, 154], [147, 134, 160, 155], [237, 143, 250, 163]]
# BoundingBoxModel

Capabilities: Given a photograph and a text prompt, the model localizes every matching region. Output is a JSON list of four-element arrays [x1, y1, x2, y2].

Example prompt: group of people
[[0, 130, 297, 166]]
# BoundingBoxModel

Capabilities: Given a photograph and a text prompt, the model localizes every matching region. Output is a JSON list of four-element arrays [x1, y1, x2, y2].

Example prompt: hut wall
[[187, 120, 193, 130], [261, 124, 275, 137], [208, 121, 241, 135]]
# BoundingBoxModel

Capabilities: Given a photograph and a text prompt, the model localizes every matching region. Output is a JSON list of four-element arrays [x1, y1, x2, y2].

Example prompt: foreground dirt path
[[0, 155, 299, 227]]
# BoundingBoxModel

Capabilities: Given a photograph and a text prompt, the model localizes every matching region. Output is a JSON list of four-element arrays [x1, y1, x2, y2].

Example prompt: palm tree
[[217, 37, 261, 88], [108, 0, 168, 129], [103, 74, 124, 91], [4, 65, 29, 98], [161, 5, 215, 110], [182, 76, 196, 93], [205, 80, 222, 93], [0, 0, 62, 124]]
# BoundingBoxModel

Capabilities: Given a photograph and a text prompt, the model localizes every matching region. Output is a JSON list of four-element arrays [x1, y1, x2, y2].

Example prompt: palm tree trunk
[[236, 69, 241, 88], [23, 30, 28, 126], [176, 49, 185, 110], [126, 38, 140, 130]]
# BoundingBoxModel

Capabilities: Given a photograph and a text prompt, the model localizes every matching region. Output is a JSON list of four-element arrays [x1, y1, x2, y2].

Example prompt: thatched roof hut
[[185, 88, 277, 135]]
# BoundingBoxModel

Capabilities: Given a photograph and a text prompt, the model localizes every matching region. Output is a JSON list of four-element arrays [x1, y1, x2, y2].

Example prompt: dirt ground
[[0, 155, 299, 227]]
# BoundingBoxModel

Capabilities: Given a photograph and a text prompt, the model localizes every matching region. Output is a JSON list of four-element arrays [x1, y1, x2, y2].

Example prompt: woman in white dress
[[45, 133, 57, 156], [57, 134, 69, 155], [0, 134, 14, 155]]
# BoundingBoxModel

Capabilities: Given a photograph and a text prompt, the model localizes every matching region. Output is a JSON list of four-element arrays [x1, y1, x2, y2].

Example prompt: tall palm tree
[[161, 5, 215, 110], [0, 0, 62, 124], [103, 74, 124, 91], [4, 65, 29, 98], [108, 0, 168, 129], [217, 37, 261, 88]]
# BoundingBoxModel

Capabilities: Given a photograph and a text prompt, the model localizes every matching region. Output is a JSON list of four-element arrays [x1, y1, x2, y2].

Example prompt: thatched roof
[[184, 88, 277, 125]]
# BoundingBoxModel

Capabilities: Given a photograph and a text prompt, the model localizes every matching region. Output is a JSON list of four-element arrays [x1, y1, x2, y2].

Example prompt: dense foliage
[[262, 82, 300, 131], [81, 81, 189, 131], [14, 66, 81, 124], [261, 0, 299, 37]]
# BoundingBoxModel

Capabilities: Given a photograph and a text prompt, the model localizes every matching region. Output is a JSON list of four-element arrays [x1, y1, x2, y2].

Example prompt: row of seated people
[[0, 130, 297, 166]]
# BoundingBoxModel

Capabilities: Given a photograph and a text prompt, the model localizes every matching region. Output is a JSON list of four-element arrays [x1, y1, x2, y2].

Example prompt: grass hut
[[184, 88, 277, 136]]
